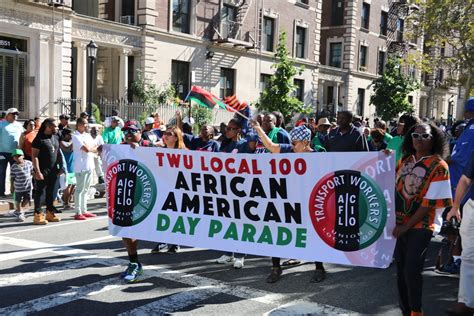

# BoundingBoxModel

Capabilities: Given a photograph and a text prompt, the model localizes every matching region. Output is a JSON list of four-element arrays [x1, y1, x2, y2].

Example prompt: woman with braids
[[31, 118, 63, 225], [251, 120, 327, 284], [393, 123, 452, 316]]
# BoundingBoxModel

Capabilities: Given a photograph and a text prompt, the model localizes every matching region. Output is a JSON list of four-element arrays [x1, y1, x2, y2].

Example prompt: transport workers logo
[[309, 170, 387, 251], [106, 159, 157, 227]]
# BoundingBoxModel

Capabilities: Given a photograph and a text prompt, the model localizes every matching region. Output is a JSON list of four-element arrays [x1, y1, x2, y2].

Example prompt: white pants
[[459, 199, 474, 308], [74, 171, 92, 215]]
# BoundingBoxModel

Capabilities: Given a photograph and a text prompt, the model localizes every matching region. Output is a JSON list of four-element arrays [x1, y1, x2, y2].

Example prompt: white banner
[[103, 145, 396, 268]]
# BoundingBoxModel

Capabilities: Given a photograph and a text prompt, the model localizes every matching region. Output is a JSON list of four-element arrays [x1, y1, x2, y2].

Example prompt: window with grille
[[0, 53, 27, 112]]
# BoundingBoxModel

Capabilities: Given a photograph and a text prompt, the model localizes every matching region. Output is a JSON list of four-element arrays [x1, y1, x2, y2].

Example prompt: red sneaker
[[74, 214, 87, 220], [83, 212, 97, 218]]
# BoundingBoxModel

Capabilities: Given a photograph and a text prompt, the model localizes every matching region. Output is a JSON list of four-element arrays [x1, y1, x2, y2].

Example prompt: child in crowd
[[59, 128, 75, 209], [10, 149, 33, 222]]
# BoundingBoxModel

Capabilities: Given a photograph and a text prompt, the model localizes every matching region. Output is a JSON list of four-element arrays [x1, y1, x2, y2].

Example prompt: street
[[0, 198, 459, 315]]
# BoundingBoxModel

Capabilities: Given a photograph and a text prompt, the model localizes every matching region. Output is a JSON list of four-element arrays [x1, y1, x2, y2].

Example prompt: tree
[[257, 32, 308, 119], [411, 0, 474, 99], [131, 69, 176, 105], [370, 57, 419, 121]]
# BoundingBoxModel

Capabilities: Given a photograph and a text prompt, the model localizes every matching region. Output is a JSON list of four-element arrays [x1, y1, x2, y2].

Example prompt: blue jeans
[[0, 152, 12, 196]]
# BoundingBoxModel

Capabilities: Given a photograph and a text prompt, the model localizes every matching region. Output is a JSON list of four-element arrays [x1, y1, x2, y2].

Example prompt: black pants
[[394, 228, 432, 314], [34, 172, 58, 214]]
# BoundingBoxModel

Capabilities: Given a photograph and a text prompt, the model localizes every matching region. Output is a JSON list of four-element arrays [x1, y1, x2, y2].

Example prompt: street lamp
[[86, 40, 98, 124]]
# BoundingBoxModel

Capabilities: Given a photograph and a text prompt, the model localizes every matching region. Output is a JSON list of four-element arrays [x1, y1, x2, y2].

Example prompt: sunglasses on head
[[411, 132, 432, 140], [124, 129, 139, 135]]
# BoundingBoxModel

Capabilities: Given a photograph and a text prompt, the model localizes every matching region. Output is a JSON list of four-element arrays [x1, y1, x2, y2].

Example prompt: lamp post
[[86, 40, 98, 124]]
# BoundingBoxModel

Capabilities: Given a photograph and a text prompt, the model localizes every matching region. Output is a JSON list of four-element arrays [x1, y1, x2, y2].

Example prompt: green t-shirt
[[367, 132, 393, 144], [387, 135, 404, 165], [102, 126, 124, 144]]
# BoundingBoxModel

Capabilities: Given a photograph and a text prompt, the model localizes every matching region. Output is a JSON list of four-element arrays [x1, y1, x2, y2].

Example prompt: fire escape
[[386, 0, 419, 56], [212, 0, 256, 49]]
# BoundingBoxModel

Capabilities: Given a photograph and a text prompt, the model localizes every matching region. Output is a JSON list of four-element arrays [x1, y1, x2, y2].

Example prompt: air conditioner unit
[[120, 15, 135, 25], [47, 0, 71, 7]]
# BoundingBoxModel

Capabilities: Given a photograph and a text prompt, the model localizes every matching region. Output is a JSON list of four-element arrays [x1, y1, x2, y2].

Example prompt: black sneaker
[[310, 269, 326, 283], [150, 243, 168, 254], [167, 245, 180, 253], [49, 206, 62, 214], [266, 267, 282, 283]]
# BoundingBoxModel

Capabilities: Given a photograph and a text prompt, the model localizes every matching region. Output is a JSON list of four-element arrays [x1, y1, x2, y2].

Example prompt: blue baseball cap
[[465, 97, 474, 112]]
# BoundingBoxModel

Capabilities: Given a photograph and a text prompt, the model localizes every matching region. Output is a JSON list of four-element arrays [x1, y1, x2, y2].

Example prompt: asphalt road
[[0, 198, 459, 315]]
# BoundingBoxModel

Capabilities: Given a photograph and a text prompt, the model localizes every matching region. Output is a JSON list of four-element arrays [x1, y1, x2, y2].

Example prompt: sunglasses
[[411, 132, 432, 140], [124, 129, 139, 135], [225, 126, 239, 131], [164, 131, 176, 136]]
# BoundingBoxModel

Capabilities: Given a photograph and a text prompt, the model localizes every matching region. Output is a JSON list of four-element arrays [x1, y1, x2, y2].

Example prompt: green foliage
[[131, 69, 176, 106], [91, 103, 102, 124], [370, 58, 419, 121], [190, 106, 213, 133], [257, 32, 310, 119], [411, 0, 473, 97]]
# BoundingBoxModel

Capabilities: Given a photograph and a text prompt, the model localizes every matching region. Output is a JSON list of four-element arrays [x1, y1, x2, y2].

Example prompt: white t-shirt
[[72, 131, 95, 173]]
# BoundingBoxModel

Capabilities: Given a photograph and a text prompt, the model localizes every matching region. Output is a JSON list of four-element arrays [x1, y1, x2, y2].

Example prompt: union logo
[[309, 170, 387, 251], [106, 159, 157, 227]]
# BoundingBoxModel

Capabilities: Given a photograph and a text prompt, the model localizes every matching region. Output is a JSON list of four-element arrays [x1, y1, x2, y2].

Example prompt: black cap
[[80, 112, 89, 118], [59, 114, 70, 120]]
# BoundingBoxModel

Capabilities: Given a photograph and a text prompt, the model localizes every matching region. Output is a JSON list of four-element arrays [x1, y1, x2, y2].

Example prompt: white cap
[[144, 117, 155, 125], [6, 108, 19, 115]]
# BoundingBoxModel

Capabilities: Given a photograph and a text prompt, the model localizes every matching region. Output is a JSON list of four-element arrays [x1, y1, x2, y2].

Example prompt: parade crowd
[[1, 97, 473, 316]]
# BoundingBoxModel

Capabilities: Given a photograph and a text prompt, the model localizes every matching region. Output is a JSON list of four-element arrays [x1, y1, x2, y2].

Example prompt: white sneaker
[[17, 214, 26, 222], [215, 255, 235, 264], [233, 257, 245, 269]]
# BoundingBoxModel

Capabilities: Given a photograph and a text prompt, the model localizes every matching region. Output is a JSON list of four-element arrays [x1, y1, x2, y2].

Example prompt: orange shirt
[[22, 130, 38, 158], [395, 155, 452, 231]]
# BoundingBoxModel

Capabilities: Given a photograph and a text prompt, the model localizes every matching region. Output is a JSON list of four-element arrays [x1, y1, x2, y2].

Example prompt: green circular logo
[[106, 159, 157, 227]]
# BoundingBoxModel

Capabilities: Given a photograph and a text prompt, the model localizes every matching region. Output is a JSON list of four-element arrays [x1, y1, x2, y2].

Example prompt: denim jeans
[[0, 152, 12, 196]]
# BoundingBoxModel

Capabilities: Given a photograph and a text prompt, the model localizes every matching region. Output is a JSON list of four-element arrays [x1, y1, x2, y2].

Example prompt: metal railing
[[98, 97, 236, 126]]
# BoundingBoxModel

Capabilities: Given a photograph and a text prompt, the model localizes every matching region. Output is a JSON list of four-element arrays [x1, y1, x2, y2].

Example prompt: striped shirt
[[10, 160, 33, 192]]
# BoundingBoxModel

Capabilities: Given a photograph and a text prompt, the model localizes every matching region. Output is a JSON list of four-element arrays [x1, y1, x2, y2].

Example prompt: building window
[[295, 26, 306, 59], [263, 17, 275, 52], [408, 95, 413, 104], [260, 74, 272, 93], [331, 0, 344, 26], [220, 68, 235, 99], [222, 4, 238, 39], [378, 51, 386, 75], [294, 79, 304, 102], [396, 19, 404, 42], [359, 45, 368, 70], [120, 0, 135, 24], [329, 42, 342, 68], [380, 11, 388, 36], [437, 69, 444, 84], [297, 0, 309, 4], [357, 88, 365, 117], [172, 0, 191, 34], [361, 3, 370, 29], [171, 60, 190, 100], [73, 0, 99, 18]]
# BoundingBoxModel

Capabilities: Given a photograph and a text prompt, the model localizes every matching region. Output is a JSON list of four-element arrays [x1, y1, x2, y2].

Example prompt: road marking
[[118, 286, 219, 315], [0, 236, 358, 314], [0, 215, 107, 235], [0, 274, 125, 315], [0, 235, 116, 261], [264, 301, 361, 316], [0, 259, 107, 286]]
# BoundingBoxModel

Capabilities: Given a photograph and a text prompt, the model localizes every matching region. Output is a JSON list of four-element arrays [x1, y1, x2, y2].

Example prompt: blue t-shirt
[[219, 139, 247, 153], [0, 121, 23, 153], [450, 119, 474, 200], [462, 151, 474, 201], [183, 133, 194, 149], [190, 137, 220, 152]]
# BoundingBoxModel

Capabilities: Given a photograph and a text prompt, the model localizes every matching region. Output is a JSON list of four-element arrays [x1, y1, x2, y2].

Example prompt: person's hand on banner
[[249, 119, 260, 128], [382, 149, 393, 156], [130, 142, 139, 149], [392, 224, 409, 238]]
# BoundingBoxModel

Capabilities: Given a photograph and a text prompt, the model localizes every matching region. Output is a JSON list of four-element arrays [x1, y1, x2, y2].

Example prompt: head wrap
[[289, 126, 311, 142]]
